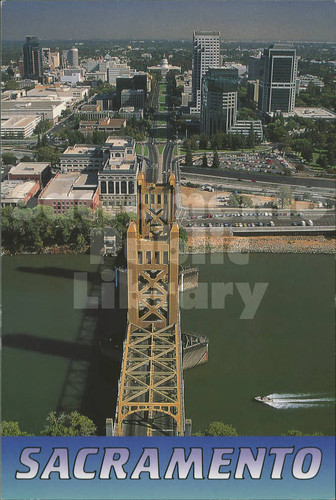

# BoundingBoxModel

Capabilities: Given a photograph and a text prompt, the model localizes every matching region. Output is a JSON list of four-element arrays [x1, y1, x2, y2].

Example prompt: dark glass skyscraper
[[23, 36, 43, 82], [259, 44, 297, 114], [201, 68, 239, 136]]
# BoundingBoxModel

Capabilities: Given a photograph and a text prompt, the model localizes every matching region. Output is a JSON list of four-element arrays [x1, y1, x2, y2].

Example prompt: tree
[[34, 146, 60, 166], [20, 155, 34, 162], [212, 150, 220, 169], [278, 185, 292, 208], [111, 212, 135, 236], [4, 80, 19, 90], [34, 120, 52, 135], [2, 152, 17, 165], [282, 430, 324, 436], [201, 154, 208, 168], [179, 227, 188, 251], [41, 411, 97, 436], [199, 133, 208, 150], [317, 155, 328, 170], [247, 123, 256, 149], [61, 108, 72, 118], [0, 421, 30, 436], [190, 135, 198, 150], [228, 194, 240, 208], [185, 146, 193, 166], [205, 422, 238, 436], [239, 195, 254, 208]]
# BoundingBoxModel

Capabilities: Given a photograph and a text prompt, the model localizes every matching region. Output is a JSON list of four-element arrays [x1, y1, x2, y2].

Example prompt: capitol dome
[[161, 57, 169, 68]]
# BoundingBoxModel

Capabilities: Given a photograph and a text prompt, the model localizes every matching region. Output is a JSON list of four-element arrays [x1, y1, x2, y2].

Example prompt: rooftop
[[40, 172, 97, 201], [2, 99, 64, 110], [9, 162, 50, 175], [294, 107, 336, 119], [102, 160, 136, 173], [194, 31, 220, 36], [62, 145, 103, 156], [2, 115, 40, 128], [2, 180, 38, 201], [104, 136, 134, 148]]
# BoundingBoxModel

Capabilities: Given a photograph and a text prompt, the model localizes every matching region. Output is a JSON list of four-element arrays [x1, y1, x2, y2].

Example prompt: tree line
[[1, 206, 135, 255], [1, 412, 96, 436]]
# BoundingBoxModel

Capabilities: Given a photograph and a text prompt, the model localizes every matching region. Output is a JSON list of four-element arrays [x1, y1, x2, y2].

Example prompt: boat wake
[[261, 393, 335, 410]]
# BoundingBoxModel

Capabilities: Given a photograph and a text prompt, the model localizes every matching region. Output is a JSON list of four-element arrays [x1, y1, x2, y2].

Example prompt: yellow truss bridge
[[114, 172, 185, 436]]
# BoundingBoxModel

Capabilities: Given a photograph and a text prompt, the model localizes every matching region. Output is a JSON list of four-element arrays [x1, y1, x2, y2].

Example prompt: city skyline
[[2, 0, 335, 42]]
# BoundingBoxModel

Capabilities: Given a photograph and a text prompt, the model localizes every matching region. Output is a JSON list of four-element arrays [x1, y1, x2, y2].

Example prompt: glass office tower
[[259, 44, 297, 113], [201, 68, 239, 135], [23, 36, 43, 82]]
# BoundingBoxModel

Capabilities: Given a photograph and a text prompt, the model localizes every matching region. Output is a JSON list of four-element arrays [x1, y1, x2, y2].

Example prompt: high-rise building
[[192, 31, 221, 113], [50, 52, 60, 69], [68, 46, 79, 67], [259, 43, 297, 114], [116, 73, 150, 108], [248, 56, 261, 81], [61, 50, 69, 68], [42, 48, 51, 68], [120, 89, 145, 109], [23, 36, 43, 82], [201, 68, 239, 136]]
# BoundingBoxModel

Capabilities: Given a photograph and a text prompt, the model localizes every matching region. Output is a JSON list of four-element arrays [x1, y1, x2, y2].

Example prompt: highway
[[181, 165, 336, 190], [147, 141, 160, 182]]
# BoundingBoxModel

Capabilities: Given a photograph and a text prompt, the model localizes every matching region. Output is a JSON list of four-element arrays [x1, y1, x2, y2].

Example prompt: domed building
[[148, 55, 181, 77]]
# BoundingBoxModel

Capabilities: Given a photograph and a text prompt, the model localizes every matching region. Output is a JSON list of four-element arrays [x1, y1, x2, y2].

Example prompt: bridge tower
[[114, 172, 185, 436]]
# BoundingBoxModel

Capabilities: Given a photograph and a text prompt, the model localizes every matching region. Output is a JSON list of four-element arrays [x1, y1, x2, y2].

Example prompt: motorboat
[[254, 395, 273, 403]]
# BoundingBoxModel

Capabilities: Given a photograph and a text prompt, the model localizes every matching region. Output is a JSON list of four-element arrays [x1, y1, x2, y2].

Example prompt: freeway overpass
[[181, 166, 336, 190]]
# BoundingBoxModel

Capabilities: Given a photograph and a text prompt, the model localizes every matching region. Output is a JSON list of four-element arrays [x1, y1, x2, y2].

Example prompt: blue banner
[[1, 436, 335, 499]]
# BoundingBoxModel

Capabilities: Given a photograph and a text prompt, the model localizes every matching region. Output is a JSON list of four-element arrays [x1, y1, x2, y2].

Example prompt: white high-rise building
[[191, 31, 220, 113], [68, 46, 79, 68], [108, 63, 132, 85]]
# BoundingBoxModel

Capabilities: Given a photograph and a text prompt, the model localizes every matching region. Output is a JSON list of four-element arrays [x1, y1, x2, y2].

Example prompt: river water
[[2, 253, 335, 435]]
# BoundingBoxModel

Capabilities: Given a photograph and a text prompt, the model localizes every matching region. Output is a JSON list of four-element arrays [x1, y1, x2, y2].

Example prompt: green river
[[2, 253, 335, 435]]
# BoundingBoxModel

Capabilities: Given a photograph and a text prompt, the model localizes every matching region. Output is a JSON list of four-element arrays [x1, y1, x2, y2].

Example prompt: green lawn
[[135, 143, 149, 156], [157, 120, 167, 125], [159, 96, 166, 103], [158, 145, 165, 154], [159, 104, 167, 112]]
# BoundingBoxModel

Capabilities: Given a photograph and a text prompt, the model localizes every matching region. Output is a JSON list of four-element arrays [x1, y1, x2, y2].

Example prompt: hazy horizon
[[2, 0, 335, 42]]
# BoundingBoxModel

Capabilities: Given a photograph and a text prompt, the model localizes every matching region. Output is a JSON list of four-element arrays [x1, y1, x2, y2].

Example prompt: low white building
[[1, 114, 41, 138], [229, 120, 263, 139], [26, 85, 89, 104], [1, 98, 66, 123]]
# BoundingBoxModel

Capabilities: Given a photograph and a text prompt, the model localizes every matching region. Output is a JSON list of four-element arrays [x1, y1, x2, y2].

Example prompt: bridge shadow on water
[[10, 257, 128, 435], [56, 256, 128, 434], [17, 266, 101, 284]]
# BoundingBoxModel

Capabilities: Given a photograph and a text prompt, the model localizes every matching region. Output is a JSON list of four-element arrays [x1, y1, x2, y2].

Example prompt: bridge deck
[[114, 172, 185, 436]]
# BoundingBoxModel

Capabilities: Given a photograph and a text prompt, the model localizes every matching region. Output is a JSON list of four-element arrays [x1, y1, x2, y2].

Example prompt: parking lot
[[193, 151, 295, 175], [183, 211, 335, 229]]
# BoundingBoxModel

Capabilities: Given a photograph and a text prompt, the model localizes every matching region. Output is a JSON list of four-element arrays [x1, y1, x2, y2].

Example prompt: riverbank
[[1, 244, 90, 256], [187, 234, 336, 254]]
